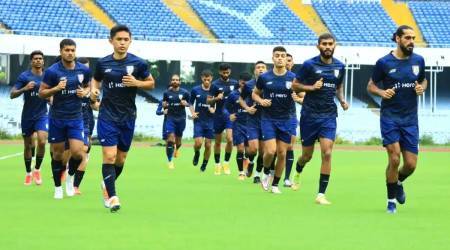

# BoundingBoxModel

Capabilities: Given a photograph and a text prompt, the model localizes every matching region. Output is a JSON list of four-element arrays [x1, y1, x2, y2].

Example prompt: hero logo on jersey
[[412, 65, 420, 76], [285, 81, 292, 89], [77, 74, 84, 84]]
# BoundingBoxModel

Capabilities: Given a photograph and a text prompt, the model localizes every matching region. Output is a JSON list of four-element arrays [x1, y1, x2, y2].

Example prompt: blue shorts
[[247, 116, 263, 141], [165, 117, 186, 138], [214, 113, 232, 134], [261, 118, 291, 144], [300, 116, 336, 146], [162, 117, 167, 141], [381, 116, 419, 154], [21, 116, 48, 137], [193, 120, 214, 139], [97, 118, 135, 152], [232, 122, 248, 146], [48, 118, 84, 144], [289, 116, 298, 136]]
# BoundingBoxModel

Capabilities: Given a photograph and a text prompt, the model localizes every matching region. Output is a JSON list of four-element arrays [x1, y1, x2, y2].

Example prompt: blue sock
[[285, 150, 294, 180], [102, 164, 116, 197], [115, 164, 124, 180], [214, 153, 220, 164], [225, 152, 231, 162], [318, 174, 330, 194], [68, 157, 82, 176], [236, 152, 244, 172], [166, 141, 174, 162]]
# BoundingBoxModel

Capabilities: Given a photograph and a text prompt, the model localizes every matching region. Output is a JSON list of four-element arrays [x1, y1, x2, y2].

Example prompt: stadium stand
[[95, 0, 206, 42], [408, 1, 450, 47], [189, 0, 317, 44], [0, 0, 108, 38], [312, 0, 397, 45]]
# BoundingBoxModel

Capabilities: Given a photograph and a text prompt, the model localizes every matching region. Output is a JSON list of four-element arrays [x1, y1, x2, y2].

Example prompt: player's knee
[[103, 152, 116, 163], [389, 154, 401, 168], [321, 149, 332, 161], [37, 140, 46, 149], [404, 159, 417, 172]]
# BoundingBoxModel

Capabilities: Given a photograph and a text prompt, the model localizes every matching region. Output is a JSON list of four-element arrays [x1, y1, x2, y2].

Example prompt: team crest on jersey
[[229, 85, 234, 91], [334, 70, 340, 78], [105, 68, 112, 73], [77, 74, 84, 83], [126, 65, 134, 75], [178, 94, 183, 100], [286, 81, 292, 89], [412, 65, 419, 76]]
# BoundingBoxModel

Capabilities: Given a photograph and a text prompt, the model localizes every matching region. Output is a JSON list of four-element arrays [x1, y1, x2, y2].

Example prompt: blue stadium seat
[[189, 0, 316, 45], [95, 0, 206, 42], [312, 0, 396, 45], [409, 1, 450, 47], [0, 0, 108, 38]]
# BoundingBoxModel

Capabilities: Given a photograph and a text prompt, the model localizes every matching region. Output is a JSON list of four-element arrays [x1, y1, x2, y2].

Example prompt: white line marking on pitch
[[0, 152, 22, 160]]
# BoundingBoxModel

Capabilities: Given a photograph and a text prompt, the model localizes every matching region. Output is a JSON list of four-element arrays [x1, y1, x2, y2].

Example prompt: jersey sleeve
[[83, 68, 92, 87], [156, 100, 164, 116], [189, 89, 196, 106], [162, 92, 168, 102], [255, 76, 265, 90], [240, 84, 251, 98], [14, 73, 27, 89], [93, 60, 103, 82], [337, 65, 346, 86], [183, 90, 190, 106], [209, 84, 218, 97], [137, 60, 151, 80], [417, 57, 426, 83], [296, 61, 311, 83], [371, 59, 385, 83], [42, 69, 57, 87]]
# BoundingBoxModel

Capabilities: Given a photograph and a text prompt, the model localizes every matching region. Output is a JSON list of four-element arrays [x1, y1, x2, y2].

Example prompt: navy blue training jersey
[[256, 70, 296, 120], [372, 52, 425, 121], [156, 99, 165, 116], [43, 61, 91, 120], [190, 85, 214, 120], [163, 88, 190, 120], [225, 89, 247, 125], [241, 79, 262, 118], [296, 56, 345, 118], [209, 78, 238, 115], [15, 70, 48, 121], [81, 97, 93, 123], [94, 53, 151, 122]]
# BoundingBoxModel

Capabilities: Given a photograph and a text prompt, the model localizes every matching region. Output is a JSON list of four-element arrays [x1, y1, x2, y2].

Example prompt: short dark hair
[[286, 53, 293, 58], [255, 60, 265, 66], [77, 57, 89, 64], [110, 24, 132, 39], [30, 50, 44, 60], [60, 39, 76, 49], [201, 69, 213, 77], [318, 33, 335, 44], [239, 72, 252, 82], [272, 46, 287, 53], [391, 25, 413, 42], [218, 63, 231, 71]]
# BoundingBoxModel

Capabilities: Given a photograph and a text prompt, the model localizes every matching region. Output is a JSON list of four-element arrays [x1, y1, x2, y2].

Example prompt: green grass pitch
[[1, 143, 449, 250]]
